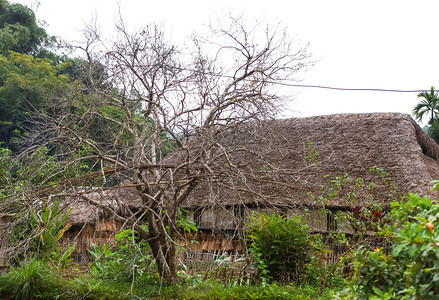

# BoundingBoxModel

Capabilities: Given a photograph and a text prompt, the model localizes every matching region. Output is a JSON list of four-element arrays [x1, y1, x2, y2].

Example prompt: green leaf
[[392, 244, 404, 257], [372, 286, 384, 296]]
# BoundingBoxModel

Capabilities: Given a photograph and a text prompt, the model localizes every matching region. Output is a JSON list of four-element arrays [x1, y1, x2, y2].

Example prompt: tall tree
[[412, 86, 439, 124], [0, 0, 51, 56], [0, 0, 79, 151], [0, 52, 75, 151], [11, 16, 313, 282]]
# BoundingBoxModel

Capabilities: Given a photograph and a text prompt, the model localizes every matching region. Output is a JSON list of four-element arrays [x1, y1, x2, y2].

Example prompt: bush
[[247, 212, 312, 284], [0, 258, 135, 299], [0, 258, 69, 299], [88, 226, 154, 281], [349, 192, 439, 299]]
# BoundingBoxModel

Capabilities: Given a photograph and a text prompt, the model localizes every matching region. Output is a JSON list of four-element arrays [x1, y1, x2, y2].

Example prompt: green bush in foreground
[[0, 258, 67, 299], [347, 192, 439, 299], [0, 258, 132, 299], [247, 212, 312, 284]]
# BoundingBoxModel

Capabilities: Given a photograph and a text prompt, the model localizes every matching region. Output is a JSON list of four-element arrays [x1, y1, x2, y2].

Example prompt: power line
[[180, 65, 432, 93], [263, 82, 429, 93], [191, 68, 431, 93], [105, 60, 432, 94]]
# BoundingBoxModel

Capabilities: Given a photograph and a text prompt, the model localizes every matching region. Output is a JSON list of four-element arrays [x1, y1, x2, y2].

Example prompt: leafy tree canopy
[[0, 0, 52, 57], [412, 86, 439, 125], [0, 52, 75, 151]]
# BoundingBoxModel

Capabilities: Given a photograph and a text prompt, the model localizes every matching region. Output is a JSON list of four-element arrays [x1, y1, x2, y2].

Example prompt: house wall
[[194, 207, 237, 231], [62, 218, 122, 265], [181, 232, 244, 253], [0, 214, 14, 272], [304, 209, 328, 232], [62, 206, 355, 265], [189, 206, 354, 235]]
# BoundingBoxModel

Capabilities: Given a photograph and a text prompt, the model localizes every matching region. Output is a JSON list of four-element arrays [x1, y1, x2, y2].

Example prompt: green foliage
[[412, 86, 439, 125], [304, 236, 346, 291], [0, 262, 338, 300], [0, 0, 51, 56], [311, 168, 396, 238], [86, 211, 193, 283], [350, 192, 439, 299], [305, 141, 320, 166], [0, 52, 75, 151], [0, 258, 132, 299], [34, 202, 71, 249], [9, 201, 76, 268], [350, 247, 401, 299], [428, 119, 439, 144], [304, 168, 398, 295], [88, 226, 154, 281], [0, 144, 13, 197], [16, 145, 92, 188], [0, 257, 68, 300], [161, 280, 336, 300], [177, 208, 198, 233], [247, 212, 312, 284], [32, 202, 76, 268], [316, 167, 397, 207]]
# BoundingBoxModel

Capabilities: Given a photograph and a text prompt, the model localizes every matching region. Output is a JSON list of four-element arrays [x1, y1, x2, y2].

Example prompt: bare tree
[[15, 15, 313, 282]]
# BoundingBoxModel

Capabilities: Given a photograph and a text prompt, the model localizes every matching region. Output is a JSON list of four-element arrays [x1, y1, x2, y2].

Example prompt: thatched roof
[[66, 188, 142, 225], [67, 112, 439, 224], [171, 112, 439, 208]]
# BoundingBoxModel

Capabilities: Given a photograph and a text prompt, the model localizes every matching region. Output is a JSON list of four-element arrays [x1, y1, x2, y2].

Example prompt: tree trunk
[[148, 237, 177, 282], [144, 210, 178, 282]]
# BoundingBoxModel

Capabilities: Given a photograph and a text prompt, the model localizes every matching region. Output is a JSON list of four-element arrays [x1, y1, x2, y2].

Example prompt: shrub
[[0, 258, 68, 299], [10, 201, 76, 268], [0, 258, 136, 299], [247, 212, 312, 284], [349, 192, 439, 299], [88, 226, 154, 281]]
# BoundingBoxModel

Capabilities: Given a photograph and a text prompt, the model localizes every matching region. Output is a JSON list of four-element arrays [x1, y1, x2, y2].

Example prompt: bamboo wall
[[191, 206, 354, 234], [0, 214, 14, 272], [62, 217, 122, 265], [61, 206, 355, 265], [181, 232, 244, 253]]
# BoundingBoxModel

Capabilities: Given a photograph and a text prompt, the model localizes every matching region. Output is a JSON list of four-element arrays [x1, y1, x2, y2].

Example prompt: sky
[[12, 0, 439, 124]]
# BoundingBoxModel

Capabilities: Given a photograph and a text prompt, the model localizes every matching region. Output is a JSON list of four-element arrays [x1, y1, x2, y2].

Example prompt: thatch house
[[64, 112, 439, 261], [62, 189, 142, 263]]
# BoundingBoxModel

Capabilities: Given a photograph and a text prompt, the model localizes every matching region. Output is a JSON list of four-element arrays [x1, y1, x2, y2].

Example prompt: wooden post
[[0, 213, 14, 273]]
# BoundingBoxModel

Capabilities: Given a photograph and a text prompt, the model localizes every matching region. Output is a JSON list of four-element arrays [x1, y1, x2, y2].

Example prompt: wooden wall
[[181, 232, 244, 253], [0, 214, 14, 272], [61, 205, 355, 265], [189, 206, 355, 234], [62, 217, 122, 265]]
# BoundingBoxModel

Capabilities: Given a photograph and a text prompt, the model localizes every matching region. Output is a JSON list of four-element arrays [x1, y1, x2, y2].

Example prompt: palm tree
[[413, 86, 439, 124]]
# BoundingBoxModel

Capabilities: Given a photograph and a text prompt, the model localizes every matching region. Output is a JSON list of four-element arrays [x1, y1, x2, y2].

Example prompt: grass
[[68, 278, 339, 299], [0, 258, 342, 299], [149, 280, 338, 299]]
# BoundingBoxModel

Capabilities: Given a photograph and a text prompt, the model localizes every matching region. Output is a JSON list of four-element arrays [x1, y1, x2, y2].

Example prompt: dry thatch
[[166, 112, 439, 209], [67, 112, 439, 225], [66, 188, 142, 225], [62, 189, 143, 264]]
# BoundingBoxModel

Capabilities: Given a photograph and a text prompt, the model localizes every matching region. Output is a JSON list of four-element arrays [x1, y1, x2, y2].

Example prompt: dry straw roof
[[67, 188, 141, 225], [67, 112, 439, 224], [178, 112, 439, 208]]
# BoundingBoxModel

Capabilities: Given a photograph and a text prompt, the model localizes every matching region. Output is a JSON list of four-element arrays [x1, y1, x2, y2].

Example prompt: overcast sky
[[13, 0, 439, 124]]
